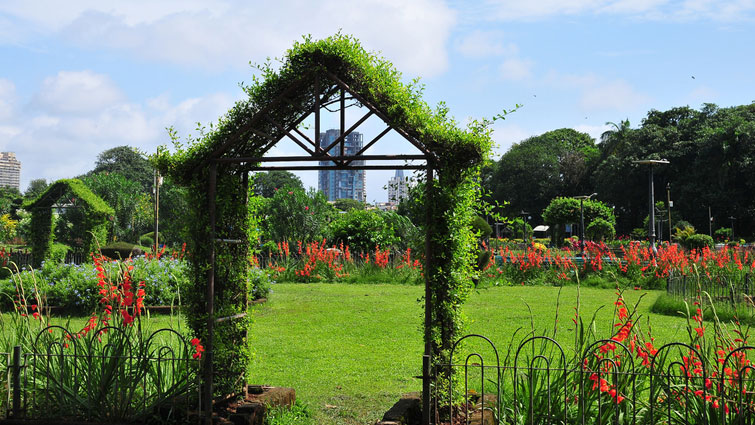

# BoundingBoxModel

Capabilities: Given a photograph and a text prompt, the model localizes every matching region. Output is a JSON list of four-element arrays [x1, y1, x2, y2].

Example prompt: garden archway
[[23, 178, 114, 268], [156, 34, 494, 424]]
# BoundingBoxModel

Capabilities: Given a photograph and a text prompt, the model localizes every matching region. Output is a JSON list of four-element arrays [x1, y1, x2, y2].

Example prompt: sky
[[1, 0, 754, 202]]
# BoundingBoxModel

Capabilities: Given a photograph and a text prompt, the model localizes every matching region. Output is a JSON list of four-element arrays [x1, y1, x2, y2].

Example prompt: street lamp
[[520, 211, 531, 245], [633, 159, 670, 256], [574, 193, 597, 258], [666, 183, 672, 242], [729, 216, 737, 240]]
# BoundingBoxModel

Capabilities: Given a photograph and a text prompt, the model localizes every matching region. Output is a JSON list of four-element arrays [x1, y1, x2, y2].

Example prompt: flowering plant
[[0, 254, 201, 423]]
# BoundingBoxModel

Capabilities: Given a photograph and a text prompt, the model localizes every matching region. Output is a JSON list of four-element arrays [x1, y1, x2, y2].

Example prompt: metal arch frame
[[201, 71, 437, 425]]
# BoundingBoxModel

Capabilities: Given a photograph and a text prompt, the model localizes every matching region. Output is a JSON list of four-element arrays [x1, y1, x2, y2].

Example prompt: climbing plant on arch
[[155, 34, 497, 416], [23, 178, 114, 268]]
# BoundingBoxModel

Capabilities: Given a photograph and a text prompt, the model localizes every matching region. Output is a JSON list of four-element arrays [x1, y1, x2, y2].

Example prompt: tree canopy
[[489, 128, 598, 221], [252, 171, 303, 198], [92, 146, 154, 191], [490, 103, 755, 238]]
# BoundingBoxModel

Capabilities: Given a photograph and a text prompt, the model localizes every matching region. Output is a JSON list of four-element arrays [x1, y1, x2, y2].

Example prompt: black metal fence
[[1, 326, 201, 423], [441, 334, 755, 425], [1, 351, 9, 420], [2, 250, 89, 269], [667, 272, 753, 308]]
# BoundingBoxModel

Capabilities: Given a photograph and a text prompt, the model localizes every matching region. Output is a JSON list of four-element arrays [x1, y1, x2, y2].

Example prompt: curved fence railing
[[442, 334, 755, 425], [2, 326, 200, 423]]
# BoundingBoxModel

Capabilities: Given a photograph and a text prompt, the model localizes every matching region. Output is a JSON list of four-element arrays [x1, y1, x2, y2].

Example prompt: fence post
[[11, 345, 20, 418], [422, 354, 431, 425]]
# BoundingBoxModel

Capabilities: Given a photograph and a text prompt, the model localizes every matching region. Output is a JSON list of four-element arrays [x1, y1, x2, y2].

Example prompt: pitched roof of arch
[[24, 178, 114, 216], [157, 34, 493, 183]]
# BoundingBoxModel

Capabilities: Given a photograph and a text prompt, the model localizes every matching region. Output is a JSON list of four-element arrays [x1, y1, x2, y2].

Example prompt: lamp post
[[705, 205, 713, 237], [729, 216, 736, 240], [574, 193, 597, 258], [633, 159, 669, 256], [666, 183, 672, 242], [520, 211, 531, 245]]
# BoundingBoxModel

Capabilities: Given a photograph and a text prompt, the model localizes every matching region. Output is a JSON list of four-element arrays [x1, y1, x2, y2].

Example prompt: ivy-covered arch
[[155, 34, 495, 422], [23, 178, 114, 268]]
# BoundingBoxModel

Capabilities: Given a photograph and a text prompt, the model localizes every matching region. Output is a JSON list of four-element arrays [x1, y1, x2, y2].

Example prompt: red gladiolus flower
[[191, 338, 205, 359]]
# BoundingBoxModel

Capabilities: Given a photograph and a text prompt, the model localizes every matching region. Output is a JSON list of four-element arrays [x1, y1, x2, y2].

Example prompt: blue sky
[[1, 0, 753, 201]]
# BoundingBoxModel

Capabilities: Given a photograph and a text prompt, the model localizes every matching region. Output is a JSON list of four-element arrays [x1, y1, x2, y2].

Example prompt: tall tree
[[591, 103, 755, 236], [92, 146, 154, 191], [80, 172, 149, 243], [489, 128, 599, 222], [252, 171, 303, 198], [24, 179, 49, 201]]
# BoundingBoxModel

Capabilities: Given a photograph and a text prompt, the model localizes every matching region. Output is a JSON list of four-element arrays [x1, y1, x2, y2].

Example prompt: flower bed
[[0, 252, 202, 423]]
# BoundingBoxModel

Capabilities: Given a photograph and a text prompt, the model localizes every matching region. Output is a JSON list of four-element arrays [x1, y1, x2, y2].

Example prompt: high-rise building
[[318, 129, 366, 202], [387, 169, 411, 204], [0, 152, 21, 190]]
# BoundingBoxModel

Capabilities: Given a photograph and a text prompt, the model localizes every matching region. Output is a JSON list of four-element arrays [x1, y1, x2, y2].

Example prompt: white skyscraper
[[387, 169, 411, 205]]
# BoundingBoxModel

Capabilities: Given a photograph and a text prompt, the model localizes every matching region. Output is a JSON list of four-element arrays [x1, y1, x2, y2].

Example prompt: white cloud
[[2, 70, 240, 190], [454, 30, 516, 58], [686, 85, 719, 104], [499, 58, 534, 80], [490, 123, 534, 156], [32, 71, 125, 115], [543, 71, 650, 112], [479, 0, 755, 21], [0, 78, 16, 120], [572, 123, 612, 141], [2, 0, 456, 77], [580, 79, 651, 111]]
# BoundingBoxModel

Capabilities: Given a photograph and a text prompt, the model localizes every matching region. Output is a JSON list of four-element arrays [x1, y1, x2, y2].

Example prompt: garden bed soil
[[377, 392, 496, 425], [212, 385, 295, 425]]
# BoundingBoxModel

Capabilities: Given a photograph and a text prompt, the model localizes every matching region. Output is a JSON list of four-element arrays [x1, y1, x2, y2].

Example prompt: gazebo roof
[[156, 34, 492, 183]]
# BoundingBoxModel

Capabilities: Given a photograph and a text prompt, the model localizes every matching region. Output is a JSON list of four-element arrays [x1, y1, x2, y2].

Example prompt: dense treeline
[[487, 103, 755, 238]]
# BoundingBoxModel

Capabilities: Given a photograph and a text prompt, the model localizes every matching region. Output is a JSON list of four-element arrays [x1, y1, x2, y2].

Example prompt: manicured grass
[[3, 283, 698, 424], [0, 312, 189, 352], [247, 283, 692, 425]]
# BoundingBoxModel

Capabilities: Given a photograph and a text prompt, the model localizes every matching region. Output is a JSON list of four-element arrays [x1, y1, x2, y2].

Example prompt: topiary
[[586, 217, 616, 242], [139, 235, 154, 248], [101, 242, 145, 259], [47, 243, 70, 264], [471, 216, 492, 239], [683, 233, 714, 250]]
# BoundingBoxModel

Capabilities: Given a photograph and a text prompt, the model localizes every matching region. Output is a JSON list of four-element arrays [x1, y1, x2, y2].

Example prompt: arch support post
[[423, 166, 434, 425], [204, 163, 217, 424]]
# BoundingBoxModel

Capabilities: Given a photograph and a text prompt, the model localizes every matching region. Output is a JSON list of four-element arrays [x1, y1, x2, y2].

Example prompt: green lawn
[[0, 312, 188, 353], [3, 283, 697, 424], [247, 283, 692, 425]]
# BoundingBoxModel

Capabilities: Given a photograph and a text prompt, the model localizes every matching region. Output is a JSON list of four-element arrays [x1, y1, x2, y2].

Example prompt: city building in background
[[0, 152, 21, 190], [387, 169, 411, 205], [318, 129, 366, 202]]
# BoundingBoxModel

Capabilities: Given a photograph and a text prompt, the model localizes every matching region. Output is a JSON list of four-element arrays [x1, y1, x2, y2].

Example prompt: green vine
[[154, 33, 498, 398], [23, 179, 114, 267]]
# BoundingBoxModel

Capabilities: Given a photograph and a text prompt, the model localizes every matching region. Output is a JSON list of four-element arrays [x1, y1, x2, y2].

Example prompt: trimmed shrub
[[330, 209, 397, 254], [48, 243, 70, 264], [683, 233, 714, 250], [139, 235, 154, 248], [471, 216, 492, 239], [586, 217, 615, 241], [101, 242, 145, 259]]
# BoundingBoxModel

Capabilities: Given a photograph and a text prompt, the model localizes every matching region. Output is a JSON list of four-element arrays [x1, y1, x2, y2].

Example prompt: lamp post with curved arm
[[634, 159, 669, 256], [574, 193, 597, 258]]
